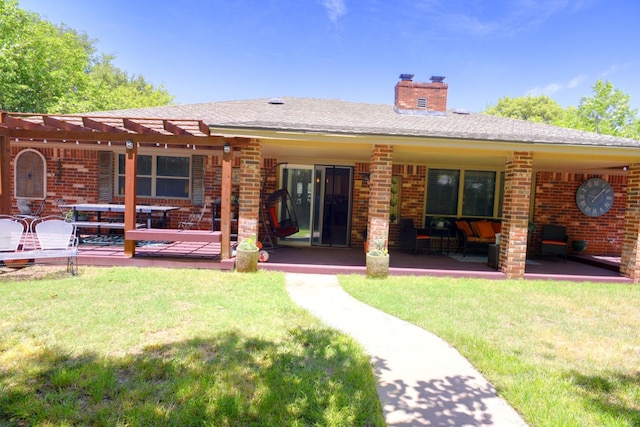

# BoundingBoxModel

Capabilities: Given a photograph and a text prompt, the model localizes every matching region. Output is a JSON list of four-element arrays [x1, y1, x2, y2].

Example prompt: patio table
[[59, 203, 179, 229]]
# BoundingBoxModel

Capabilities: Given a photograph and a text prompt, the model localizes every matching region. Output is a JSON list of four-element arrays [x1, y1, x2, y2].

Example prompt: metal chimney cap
[[399, 73, 414, 81], [430, 76, 446, 83]]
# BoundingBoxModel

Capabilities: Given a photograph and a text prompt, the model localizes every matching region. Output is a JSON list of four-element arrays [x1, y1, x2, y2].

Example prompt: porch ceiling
[[258, 133, 631, 175]]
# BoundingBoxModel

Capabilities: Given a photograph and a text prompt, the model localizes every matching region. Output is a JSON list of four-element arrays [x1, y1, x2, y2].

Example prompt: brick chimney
[[394, 74, 448, 115]]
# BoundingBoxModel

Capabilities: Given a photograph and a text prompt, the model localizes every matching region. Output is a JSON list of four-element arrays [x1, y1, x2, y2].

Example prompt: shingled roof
[[99, 97, 639, 148]]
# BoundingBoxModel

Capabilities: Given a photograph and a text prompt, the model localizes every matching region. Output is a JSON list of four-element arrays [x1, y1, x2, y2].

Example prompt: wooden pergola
[[0, 111, 249, 259]]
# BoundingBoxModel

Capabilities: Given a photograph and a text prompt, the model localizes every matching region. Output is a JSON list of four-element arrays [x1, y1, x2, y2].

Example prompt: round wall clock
[[575, 177, 614, 217]]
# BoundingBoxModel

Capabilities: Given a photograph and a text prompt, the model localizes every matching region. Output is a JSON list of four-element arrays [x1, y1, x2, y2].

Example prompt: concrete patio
[[72, 239, 630, 283]]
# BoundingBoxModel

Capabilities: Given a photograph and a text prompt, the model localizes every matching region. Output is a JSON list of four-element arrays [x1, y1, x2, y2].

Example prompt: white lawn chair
[[0, 217, 27, 252], [34, 218, 75, 250]]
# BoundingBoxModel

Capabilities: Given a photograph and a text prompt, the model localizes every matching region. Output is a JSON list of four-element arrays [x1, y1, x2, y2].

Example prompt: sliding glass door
[[278, 165, 353, 247], [311, 165, 353, 247]]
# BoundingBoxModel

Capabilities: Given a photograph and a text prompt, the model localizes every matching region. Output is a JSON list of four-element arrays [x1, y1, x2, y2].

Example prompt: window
[[426, 168, 502, 218], [117, 154, 190, 198], [15, 149, 46, 199], [462, 170, 496, 217], [426, 169, 459, 216]]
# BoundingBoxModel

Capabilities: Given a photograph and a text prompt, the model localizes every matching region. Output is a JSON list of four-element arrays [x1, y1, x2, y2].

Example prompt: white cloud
[[600, 63, 633, 78], [528, 74, 587, 96], [417, 0, 594, 37], [321, 0, 347, 24]]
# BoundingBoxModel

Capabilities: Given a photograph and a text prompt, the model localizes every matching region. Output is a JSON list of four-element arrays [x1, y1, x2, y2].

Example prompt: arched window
[[15, 149, 46, 199]]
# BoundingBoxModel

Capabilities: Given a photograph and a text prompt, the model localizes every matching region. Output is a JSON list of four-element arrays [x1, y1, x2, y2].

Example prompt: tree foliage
[[0, 0, 173, 113], [484, 95, 564, 124], [484, 80, 640, 139], [558, 80, 638, 138]]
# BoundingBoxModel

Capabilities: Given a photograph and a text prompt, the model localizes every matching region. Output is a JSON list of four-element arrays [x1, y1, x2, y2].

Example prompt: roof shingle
[[98, 97, 640, 148]]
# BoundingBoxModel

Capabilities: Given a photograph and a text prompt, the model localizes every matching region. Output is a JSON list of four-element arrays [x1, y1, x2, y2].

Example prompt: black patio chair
[[399, 218, 430, 255], [540, 224, 569, 262]]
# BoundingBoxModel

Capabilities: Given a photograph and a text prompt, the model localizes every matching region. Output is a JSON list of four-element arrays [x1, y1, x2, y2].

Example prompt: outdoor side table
[[487, 244, 499, 270]]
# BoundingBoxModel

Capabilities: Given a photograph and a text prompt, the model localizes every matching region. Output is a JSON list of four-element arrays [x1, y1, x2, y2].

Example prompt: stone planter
[[366, 253, 389, 278], [235, 248, 259, 272], [572, 240, 588, 252]]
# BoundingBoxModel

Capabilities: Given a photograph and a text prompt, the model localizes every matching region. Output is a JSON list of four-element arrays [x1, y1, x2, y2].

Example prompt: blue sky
[[18, 0, 640, 113]]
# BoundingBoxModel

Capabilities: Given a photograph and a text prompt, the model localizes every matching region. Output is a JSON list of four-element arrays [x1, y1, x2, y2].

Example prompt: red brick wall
[[352, 162, 370, 248], [10, 147, 102, 218], [9, 147, 246, 229], [620, 163, 640, 281], [352, 162, 427, 250], [533, 172, 626, 255], [394, 80, 448, 112]]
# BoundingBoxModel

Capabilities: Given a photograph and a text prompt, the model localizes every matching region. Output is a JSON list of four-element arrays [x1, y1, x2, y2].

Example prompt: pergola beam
[[164, 120, 193, 136], [123, 118, 162, 135], [1, 110, 247, 262], [82, 117, 129, 134], [43, 116, 93, 132], [0, 128, 236, 146], [4, 115, 57, 131]]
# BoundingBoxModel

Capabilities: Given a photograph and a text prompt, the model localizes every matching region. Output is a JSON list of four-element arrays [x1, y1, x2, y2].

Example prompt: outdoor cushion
[[491, 221, 501, 234], [474, 221, 496, 239], [542, 240, 567, 246], [455, 220, 474, 237], [470, 221, 481, 237], [268, 206, 279, 228], [467, 236, 495, 243]]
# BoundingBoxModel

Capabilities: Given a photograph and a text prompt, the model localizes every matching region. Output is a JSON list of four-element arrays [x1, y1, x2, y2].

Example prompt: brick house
[[2, 74, 640, 281]]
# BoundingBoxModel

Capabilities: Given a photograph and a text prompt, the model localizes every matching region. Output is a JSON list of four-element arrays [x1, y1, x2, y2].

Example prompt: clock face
[[575, 178, 614, 217]]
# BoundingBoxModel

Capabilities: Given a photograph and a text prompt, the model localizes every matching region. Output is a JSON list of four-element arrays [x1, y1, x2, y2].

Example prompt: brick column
[[499, 152, 533, 279], [367, 145, 393, 250], [620, 163, 640, 282], [0, 136, 10, 215], [238, 139, 261, 243]]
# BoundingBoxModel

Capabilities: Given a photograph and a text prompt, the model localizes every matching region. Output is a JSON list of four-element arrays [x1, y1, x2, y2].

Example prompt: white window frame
[[116, 153, 191, 199]]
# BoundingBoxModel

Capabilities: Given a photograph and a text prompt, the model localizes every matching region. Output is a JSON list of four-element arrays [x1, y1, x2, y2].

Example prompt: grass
[[0, 267, 385, 426], [339, 275, 640, 427]]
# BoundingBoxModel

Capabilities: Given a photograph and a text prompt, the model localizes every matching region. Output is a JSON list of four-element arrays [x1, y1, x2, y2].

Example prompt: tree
[[558, 80, 638, 138], [484, 95, 564, 124], [0, 0, 173, 113], [53, 55, 174, 113], [484, 81, 640, 140], [0, 0, 89, 112]]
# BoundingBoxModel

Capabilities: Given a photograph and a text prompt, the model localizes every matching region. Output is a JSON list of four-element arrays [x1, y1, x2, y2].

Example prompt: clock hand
[[591, 187, 607, 203]]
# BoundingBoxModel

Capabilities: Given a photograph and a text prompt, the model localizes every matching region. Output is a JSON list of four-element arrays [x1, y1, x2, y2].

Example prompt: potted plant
[[366, 232, 389, 278], [572, 239, 588, 252], [64, 210, 88, 222], [235, 234, 259, 272], [430, 217, 449, 229]]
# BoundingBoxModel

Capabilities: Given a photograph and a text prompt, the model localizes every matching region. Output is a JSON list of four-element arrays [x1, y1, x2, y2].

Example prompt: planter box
[[366, 253, 389, 278], [235, 248, 259, 272]]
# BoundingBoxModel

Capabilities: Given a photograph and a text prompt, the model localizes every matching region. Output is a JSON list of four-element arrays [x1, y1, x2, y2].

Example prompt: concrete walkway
[[285, 273, 529, 427]]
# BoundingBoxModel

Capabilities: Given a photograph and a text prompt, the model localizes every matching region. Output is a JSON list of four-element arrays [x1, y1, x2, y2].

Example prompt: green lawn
[[0, 267, 384, 427], [339, 275, 640, 427]]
